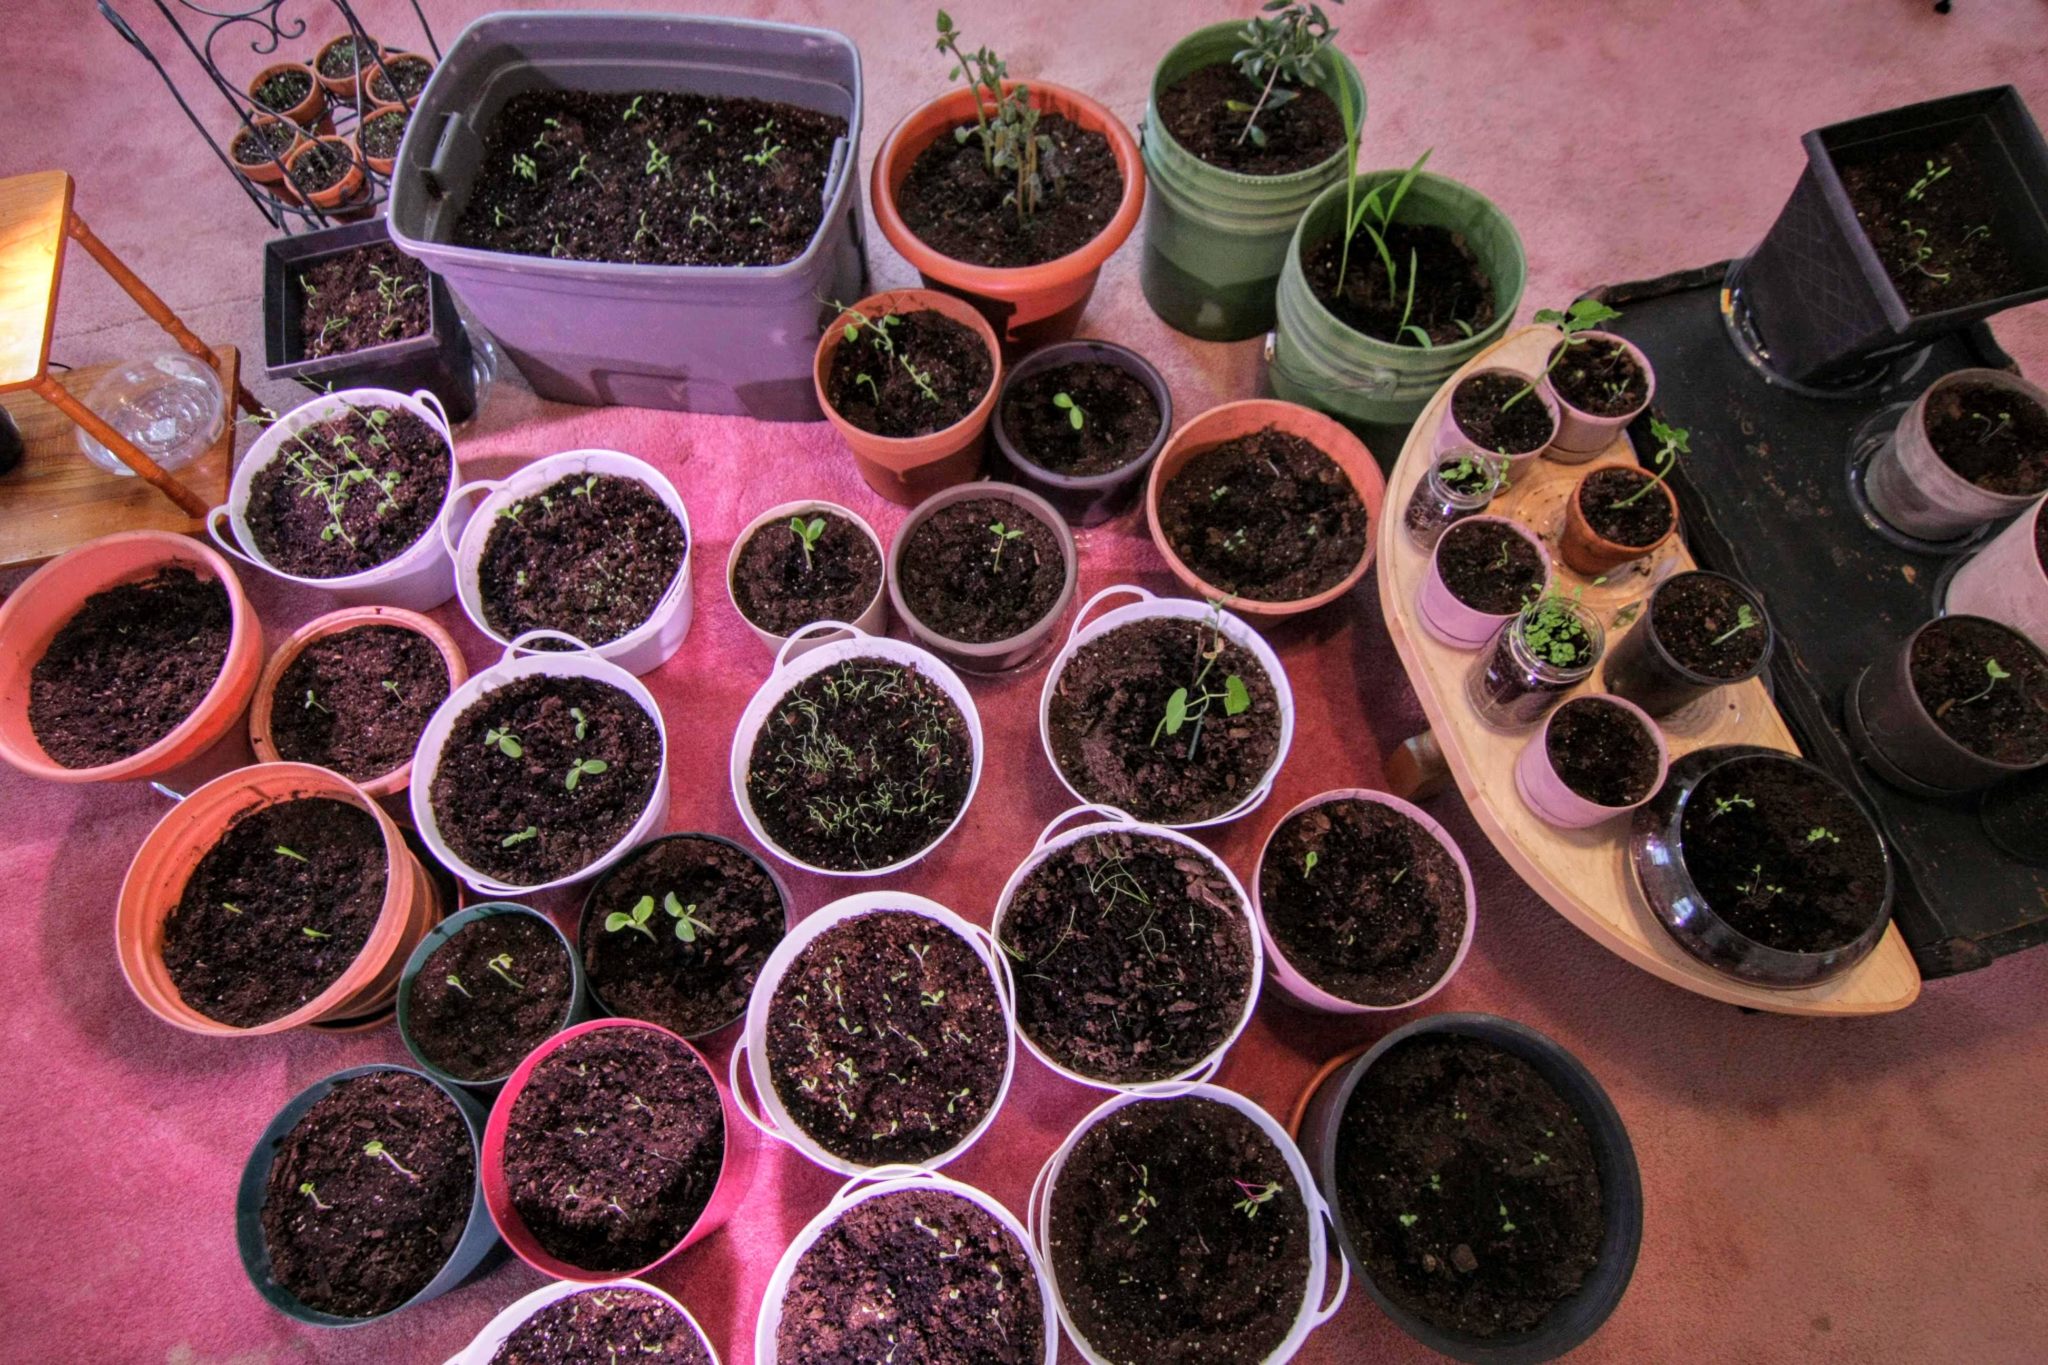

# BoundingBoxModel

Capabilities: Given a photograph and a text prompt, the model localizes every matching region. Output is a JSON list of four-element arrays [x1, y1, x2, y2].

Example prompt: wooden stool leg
[[1386, 729, 1453, 801], [31, 374, 210, 518]]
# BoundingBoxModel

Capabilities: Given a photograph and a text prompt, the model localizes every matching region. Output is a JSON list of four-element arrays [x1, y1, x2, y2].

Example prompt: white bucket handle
[[1066, 584, 1152, 646], [205, 505, 266, 572], [725, 1037, 792, 1148], [441, 478, 503, 560], [1026, 1146, 1059, 1243], [1125, 1054, 1223, 1098], [1308, 1198, 1352, 1328], [411, 386, 451, 435], [773, 619, 865, 673], [499, 629, 596, 666], [827, 1164, 941, 1212], [1032, 803, 1135, 851]]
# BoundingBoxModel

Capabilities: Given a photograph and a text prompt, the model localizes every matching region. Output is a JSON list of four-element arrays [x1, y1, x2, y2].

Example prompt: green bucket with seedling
[[396, 903, 588, 1093]]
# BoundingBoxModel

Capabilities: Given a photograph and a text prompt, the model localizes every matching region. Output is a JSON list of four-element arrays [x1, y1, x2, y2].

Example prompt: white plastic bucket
[[210, 386, 458, 611], [449, 1278, 719, 1365], [445, 448, 694, 676], [723, 499, 889, 659]]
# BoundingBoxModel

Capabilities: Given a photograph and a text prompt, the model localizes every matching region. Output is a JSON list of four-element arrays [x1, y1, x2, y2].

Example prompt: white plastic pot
[[1514, 694, 1670, 829], [450, 1278, 719, 1365], [210, 386, 458, 611], [993, 805, 1263, 1091], [1866, 369, 2048, 540], [756, 1168, 1058, 1365], [1029, 1085, 1350, 1365], [727, 892, 1017, 1178], [444, 449, 694, 676], [409, 630, 670, 898], [724, 499, 889, 659], [1039, 585, 1295, 830], [730, 622, 984, 877]]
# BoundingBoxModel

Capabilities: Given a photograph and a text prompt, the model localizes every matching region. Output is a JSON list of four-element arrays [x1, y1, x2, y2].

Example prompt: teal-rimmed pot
[[397, 902, 589, 1091]]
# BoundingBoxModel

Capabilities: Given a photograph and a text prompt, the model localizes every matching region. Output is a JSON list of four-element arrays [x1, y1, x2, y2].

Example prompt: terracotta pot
[[355, 103, 410, 177], [313, 32, 382, 98], [1515, 694, 1670, 828], [115, 761, 443, 1036], [365, 51, 436, 109], [813, 289, 1003, 506], [229, 115, 305, 187], [1144, 399, 1386, 620], [872, 80, 1145, 347], [887, 480, 1078, 673], [0, 531, 262, 784], [284, 135, 366, 213], [247, 61, 327, 129], [1560, 466, 1679, 576], [248, 605, 469, 798], [1542, 331, 1656, 460]]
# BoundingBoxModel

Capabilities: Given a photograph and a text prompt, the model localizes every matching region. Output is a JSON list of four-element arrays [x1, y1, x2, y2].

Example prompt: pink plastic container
[[1541, 331, 1655, 460], [1945, 494, 2047, 653], [1417, 516, 1552, 649], [1513, 694, 1669, 829], [1433, 367, 1559, 469]]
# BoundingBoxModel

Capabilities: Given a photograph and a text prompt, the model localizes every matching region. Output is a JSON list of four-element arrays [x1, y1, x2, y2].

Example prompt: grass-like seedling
[[789, 515, 827, 571], [1052, 391, 1086, 430], [275, 844, 307, 862], [1149, 603, 1253, 761], [1501, 299, 1622, 411], [1336, 145, 1435, 348], [1608, 418, 1689, 509], [1119, 1163, 1159, 1236], [934, 11, 1053, 226], [1228, 0, 1343, 149]]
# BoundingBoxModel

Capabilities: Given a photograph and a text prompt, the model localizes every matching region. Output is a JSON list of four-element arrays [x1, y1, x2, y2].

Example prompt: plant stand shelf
[[1377, 324, 1921, 1017]]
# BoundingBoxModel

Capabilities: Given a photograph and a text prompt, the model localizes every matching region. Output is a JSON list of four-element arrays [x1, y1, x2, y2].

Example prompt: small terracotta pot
[[1145, 399, 1386, 620], [313, 32, 381, 98], [1433, 366, 1559, 469], [0, 531, 262, 784], [726, 500, 890, 658], [1514, 694, 1670, 828], [284, 135, 366, 212], [248, 605, 469, 799], [873, 80, 1145, 347], [1560, 466, 1679, 576], [229, 115, 305, 187], [355, 103, 410, 177], [1417, 515, 1552, 650], [1945, 494, 2048, 654], [813, 289, 1003, 506], [247, 61, 326, 130], [888, 480, 1078, 673], [365, 51, 435, 108], [1542, 331, 1656, 460], [115, 762, 443, 1035]]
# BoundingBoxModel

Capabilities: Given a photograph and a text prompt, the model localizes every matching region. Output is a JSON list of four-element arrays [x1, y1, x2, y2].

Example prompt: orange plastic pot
[[248, 61, 327, 130], [872, 81, 1145, 347], [0, 531, 262, 784], [1145, 399, 1387, 620], [116, 761, 443, 1036], [285, 136, 366, 212], [248, 605, 469, 798], [814, 288, 1003, 506], [1560, 468, 1679, 576]]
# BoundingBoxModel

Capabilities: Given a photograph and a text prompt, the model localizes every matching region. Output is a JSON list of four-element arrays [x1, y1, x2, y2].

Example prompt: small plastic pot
[[248, 60, 326, 128], [1602, 571, 1774, 719], [990, 338, 1173, 525], [1250, 789, 1475, 1014], [873, 80, 1146, 347], [1848, 615, 2048, 794], [1560, 466, 1680, 576], [726, 499, 889, 658], [1865, 369, 2048, 541], [355, 103, 410, 177], [454, 1279, 720, 1365], [236, 1063, 498, 1328], [248, 604, 468, 798], [730, 623, 984, 877], [1145, 398, 1385, 620], [116, 762, 444, 1035], [1417, 516, 1552, 650], [1434, 368, 1559, 466], [1295, 1013, 1642, 1365], [0, 531, 262, 784], [1515, 695, 1670, 829], [814, 289, 1003, 506], [230, 115, 306, 187], [482, 1017, 756, 1281], [888, 480, 1078, 673], [313, 32, 382, 98], [284, 136, 366, 212], [728, 892, 1017, 1177], [210, 385, 459, 611], [1541, 332, 1655, 460], [1945, 494, 2048, 653], [992, 806, 1262, 1089], [1031, 1084, 1349, 1365], [444, 448, 694, 675], [397, 903, 589, 1092]]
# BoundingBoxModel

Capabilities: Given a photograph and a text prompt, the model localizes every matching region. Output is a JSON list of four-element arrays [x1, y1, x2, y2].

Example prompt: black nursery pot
[[1847, 615, 2048, 795], [1297, 1013, 1643, 1365], [990, 339, 1174, 527], [1603, 571, 1775, 719], [264, 217, 477, 421], [1737, 86, 2048, 385]]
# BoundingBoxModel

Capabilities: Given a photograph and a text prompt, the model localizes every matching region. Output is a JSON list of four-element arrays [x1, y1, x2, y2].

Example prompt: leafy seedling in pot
[[1229, 0, 1343, 148], [606, 896, 658, 941], [1609, 418, 1689, 509], [1335, 145, 1436, 348], [1439, 452, 1502, 497], [1233, 1179, 1282, 1217], [1709, 793, 1754, 820], [988, 521, 1026, 572], [484, 726, 523, 758], [362, 1139, 419, 1182], [486, 952, 524, 990], [299, 1181, 332, 1211], [934, 12, 1054, 225], [1518, 589, 1595, 667], [790, 515, 827, 571], [837, 305, 942, 406], [501, 826, 539, 848], [565, 756, 610, 790], [1501, 299, 1623, 412], [1150, 603, 1253, 760], [1052, 392, 1086, 430], [1937, 658, 2010, 717], [662, 892, 711, 943], [1711, 603, 1760, 646]]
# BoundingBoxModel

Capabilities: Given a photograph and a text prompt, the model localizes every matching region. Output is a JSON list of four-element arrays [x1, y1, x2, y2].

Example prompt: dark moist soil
[[766, 910, 1007, 1166], [777, 1187, 1044, 1365], [1841, 137, 2030, 315], [317, 36, 375, 80], [27, 568, 230, 769], [254, 68, 313, 115], [1157, 426, 1369, 601], [1911, 616, 2048, 764], [581, 836, 786, 1037], [1050, 1096, 1309, 1365], [295, 242, 430, 359], [233, 119, 297, 167], [454, 89, 844, 267], [1000, 360, 1161, 475], [1546, 698, 1659, 807], [1579, 466, 1674, 548], [745, 658, 973, 871], [1001, 831, 1253, 1084], [1436, 520, 1543, 614], [1922, 380, 2048, 495], [358, 108, 408, 161], [1682, 756, 1888, 952], [1651, 573, 1768, 679], [269, 625, 450, 780], [899, 496, 1066, 643], [1547, 337, 1647, 417], [731, 511, 882, 637], [1258, 798, 1467, 1006], [1048, 616, 1282, 825], [824, 310, 992, 438], [491, 1287, 710, 1365], [1306, 220, 1496, 345], [428, 675, 661, 886], [367, 55, 433, 104], [477, 473, 687, 648], [246, 404, 450, 578], [161, 796, 387, 1028], [259, 1071, 473, 1319], [289, 140, 352, 195], [1451, 371, 1553, 455], [1335, 1034, 1603, 1340], [504, 1027, 725, 1273], [407, 914, 574, 1082], [898, 113, 1124, 269], [1157, 61, 1345, 175]]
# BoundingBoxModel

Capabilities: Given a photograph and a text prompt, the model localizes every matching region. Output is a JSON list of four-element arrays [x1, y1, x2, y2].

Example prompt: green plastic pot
[[1270, 171, 1526, 428], [397, 903, 588, 1092], [1139, 23, 1364, 342]]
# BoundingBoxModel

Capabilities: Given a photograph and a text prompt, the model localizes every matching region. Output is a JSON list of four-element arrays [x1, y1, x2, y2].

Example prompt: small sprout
[[607, 895, 658, 941], [571, 706, 588, 741], [501, 825, 539, 848], [299, 1181, 331, 1211], [484, 726, 523, 758], [1710, 603, 1760, 646], [570, 474, 600, 498], [1232, 1179, 1282, 1218], [1904, 157, 1952, 204], [275, 845, 307, 862], [1052, 391, 1086, 430], [1499, 1201, 1517, 1233], [920, 988, 946, 1007], [363, 1139, 419, 1182], [1971, 410, 2013, 444], [663, 892, 711, 943], [622, 95, 644, 122], [645, 140, 671, 178], [988, 521, 1027, 572], [301, 926, 330, 940], [1939, 657, 2010, 716], [565, 756, 611, 791], [444, 973, 470, 998], [512, 152, 537, 183], [1806, 827, 1839, 845], [486, 953, 524, 990], [790, 515, 827, 571], [302, 689, 329, 714], [221, 902, 242, 915], [1398, 1213, 1419, 1228], [1609, 418, 1688, 508], [1710, 794, 1754, 820], [380, 679, 404, 703], [1303, 850, 1319, 877], [567, 153, 589, 181]]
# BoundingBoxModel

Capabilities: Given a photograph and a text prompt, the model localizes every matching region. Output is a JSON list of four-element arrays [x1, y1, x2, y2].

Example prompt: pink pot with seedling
[[1866, 369, 2048, 540], [1432, 367, 1559, 471], [1417, 516, 1552, 649], [1542, 330, 1656, 459]]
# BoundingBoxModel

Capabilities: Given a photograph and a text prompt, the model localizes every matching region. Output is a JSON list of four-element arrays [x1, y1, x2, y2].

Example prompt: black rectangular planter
[[263, 217, 477, 422], [1739, 85, 2048, 385]]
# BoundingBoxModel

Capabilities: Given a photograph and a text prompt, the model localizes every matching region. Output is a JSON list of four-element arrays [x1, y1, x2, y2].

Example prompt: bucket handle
[[826, 1164, 940, 1212], [1124, 1055, 1222, 1098], [1306, 1195, 1352, 1328], [725, 1037, 792, 1149], [1032, 803, 1134, 851], [1267, 339, 1402, 398], [410, 387, 452, 437], [499, 629, 596, 666], [963, 924, 1017, 1023], [1025, 1146, 1061, 1244], [440, 478, 502, 560], [205, 506, 268, 573], [1065, 584, 1152, 646], [149, 782, 187, 803], [773, 620, 864, 674]]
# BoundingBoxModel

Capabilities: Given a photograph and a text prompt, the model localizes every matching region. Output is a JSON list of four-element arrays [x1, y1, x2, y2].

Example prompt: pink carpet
[[4, 2, 2048, 1363]]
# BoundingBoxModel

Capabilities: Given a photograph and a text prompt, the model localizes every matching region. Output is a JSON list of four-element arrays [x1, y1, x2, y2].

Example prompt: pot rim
[[396, 901, 585, 1090], [454, 1278, 719, 1365], [1540, 329, 1657, 425], [1144, 21, 1364, 188], [1569, 462, 1680, 554], [1637, 570, 1775, 689], [812, 288, 1004, 458], [990, 338, 1174, 491]]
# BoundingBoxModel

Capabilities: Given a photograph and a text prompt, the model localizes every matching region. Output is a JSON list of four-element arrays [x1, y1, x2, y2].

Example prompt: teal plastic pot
[[1139, 23, 1364, 342], [397, 903, 589, 1092], [1271, 172, 1525, 428]]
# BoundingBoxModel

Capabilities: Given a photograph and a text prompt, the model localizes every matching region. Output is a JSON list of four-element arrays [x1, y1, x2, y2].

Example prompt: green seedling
[[1904, 157, 1951, 204], [1970, 410, 2013, 444], [1806, 827, 1839, 845], [362, 1139, 419, 1181], [484, 726, 523, 758], [645, 140, 672, 178], [1609, 418, 1689, 508], [1150, 603, 1253, 760], [567, 153, 589, 182], [486, 953, 523, 990], [570, 707, 588, 741], [1117, 1162, 1158, 1235], [301, 926, 329, 940], [1052, 391, 1086, 430], [380, 679, 404, 703], [501, 826, 539, 848], [790, 515, 827, 571], [1737, 863, 1784, 906], [299, 1181, 332, 1211], [303, 689, 329, 714], [1303, 850, 1319, 876], [934, 11, 1052, 225], [1438, 452, 1502, 498], [1499, 1201, 1517, 1233], [512, 152, 537, 183], [606, 896, 658, 941], [565, 757, 610, 791], [1398, 1212, 1419, 1227], [1711, 604, 1760, 646], [663, 892, 710, 943], [1502, 299, 1623, 411], [1232, 1179, 1282, 1218], [1939, 658, 2010, 716], [1710, 794, 1754, 820], [275, 845, 306, 862], [444, 973, 470, 998], [221, 902, 242, 915], [1518, 591, 1594, 668], [1228, 0, 1342, 148], [622, 95, 644, 122], [988, 521, 1026, 572], [743, 139, 783, 167], [837, 305, 943, 406]]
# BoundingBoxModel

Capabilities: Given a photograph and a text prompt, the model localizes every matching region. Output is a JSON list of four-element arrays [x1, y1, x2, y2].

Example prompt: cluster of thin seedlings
[[1895, 156, 1992, 287], [477, 703, 611, 850], [837, 306, 942, 410], [443, 950, 525, 999], [934, 11, 1054, 226], [240, 399, 412, 548]]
